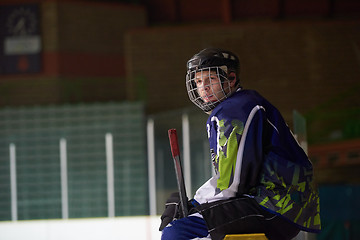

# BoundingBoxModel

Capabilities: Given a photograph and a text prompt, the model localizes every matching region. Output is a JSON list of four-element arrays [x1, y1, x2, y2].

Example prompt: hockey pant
[[162, 196, 300, 240]]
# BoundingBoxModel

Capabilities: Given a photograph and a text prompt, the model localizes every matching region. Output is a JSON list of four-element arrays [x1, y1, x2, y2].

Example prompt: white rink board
[[0, 216, 162, 240]]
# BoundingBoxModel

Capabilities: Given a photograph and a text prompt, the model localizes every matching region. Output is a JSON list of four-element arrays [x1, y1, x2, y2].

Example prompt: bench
[[223, 233, 268, 240]]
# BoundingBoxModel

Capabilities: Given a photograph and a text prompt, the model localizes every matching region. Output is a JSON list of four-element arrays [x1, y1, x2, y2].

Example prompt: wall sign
[[0, 4, 42, 74]]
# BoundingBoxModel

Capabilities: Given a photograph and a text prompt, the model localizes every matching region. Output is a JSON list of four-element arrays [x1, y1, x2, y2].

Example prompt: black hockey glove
[[159, 192, 200, 231], [159, 192, 181, 231]]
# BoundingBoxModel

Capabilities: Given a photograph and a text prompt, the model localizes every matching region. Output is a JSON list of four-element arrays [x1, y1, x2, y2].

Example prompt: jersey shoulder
[[211, 89, 265, 119]]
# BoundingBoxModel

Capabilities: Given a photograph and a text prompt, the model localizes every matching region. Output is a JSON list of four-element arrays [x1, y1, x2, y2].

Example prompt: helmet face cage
[[185, 48, 240, 113], [186, 66, 231, 113]]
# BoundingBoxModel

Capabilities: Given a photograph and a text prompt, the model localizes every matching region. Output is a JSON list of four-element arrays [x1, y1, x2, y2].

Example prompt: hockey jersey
[[193, 89, 321, 232]]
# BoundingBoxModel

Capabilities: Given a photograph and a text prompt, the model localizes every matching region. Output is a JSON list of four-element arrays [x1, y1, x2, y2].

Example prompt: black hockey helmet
[[186, 48, 240, 113]]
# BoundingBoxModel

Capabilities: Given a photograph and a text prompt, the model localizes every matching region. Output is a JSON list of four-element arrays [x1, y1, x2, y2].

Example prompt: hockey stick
[[168, 128, 188, 217]]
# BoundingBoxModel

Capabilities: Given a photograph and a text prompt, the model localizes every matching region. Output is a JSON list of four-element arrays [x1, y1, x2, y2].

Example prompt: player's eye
[[209, 76, 217, 83]]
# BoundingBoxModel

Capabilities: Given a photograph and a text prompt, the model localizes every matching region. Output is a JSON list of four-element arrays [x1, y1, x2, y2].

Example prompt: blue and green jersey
[[194, 89, 321, 232]]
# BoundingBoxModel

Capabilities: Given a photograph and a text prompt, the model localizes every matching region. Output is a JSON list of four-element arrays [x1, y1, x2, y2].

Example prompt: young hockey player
[[159, 48, 321, 240]]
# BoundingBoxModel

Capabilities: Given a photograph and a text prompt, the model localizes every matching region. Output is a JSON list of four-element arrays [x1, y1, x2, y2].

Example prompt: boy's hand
[[159, 192, 181, 231]]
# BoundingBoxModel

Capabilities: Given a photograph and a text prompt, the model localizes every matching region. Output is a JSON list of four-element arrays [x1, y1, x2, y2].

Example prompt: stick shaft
[[168, 129, 188, 217]]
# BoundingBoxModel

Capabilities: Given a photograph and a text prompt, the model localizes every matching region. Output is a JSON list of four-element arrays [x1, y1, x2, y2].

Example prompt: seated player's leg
[[161, 216, 210, 240]]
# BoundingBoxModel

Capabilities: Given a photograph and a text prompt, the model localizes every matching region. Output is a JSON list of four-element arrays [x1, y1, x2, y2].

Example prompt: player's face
[[194, 71, 229, 103]]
